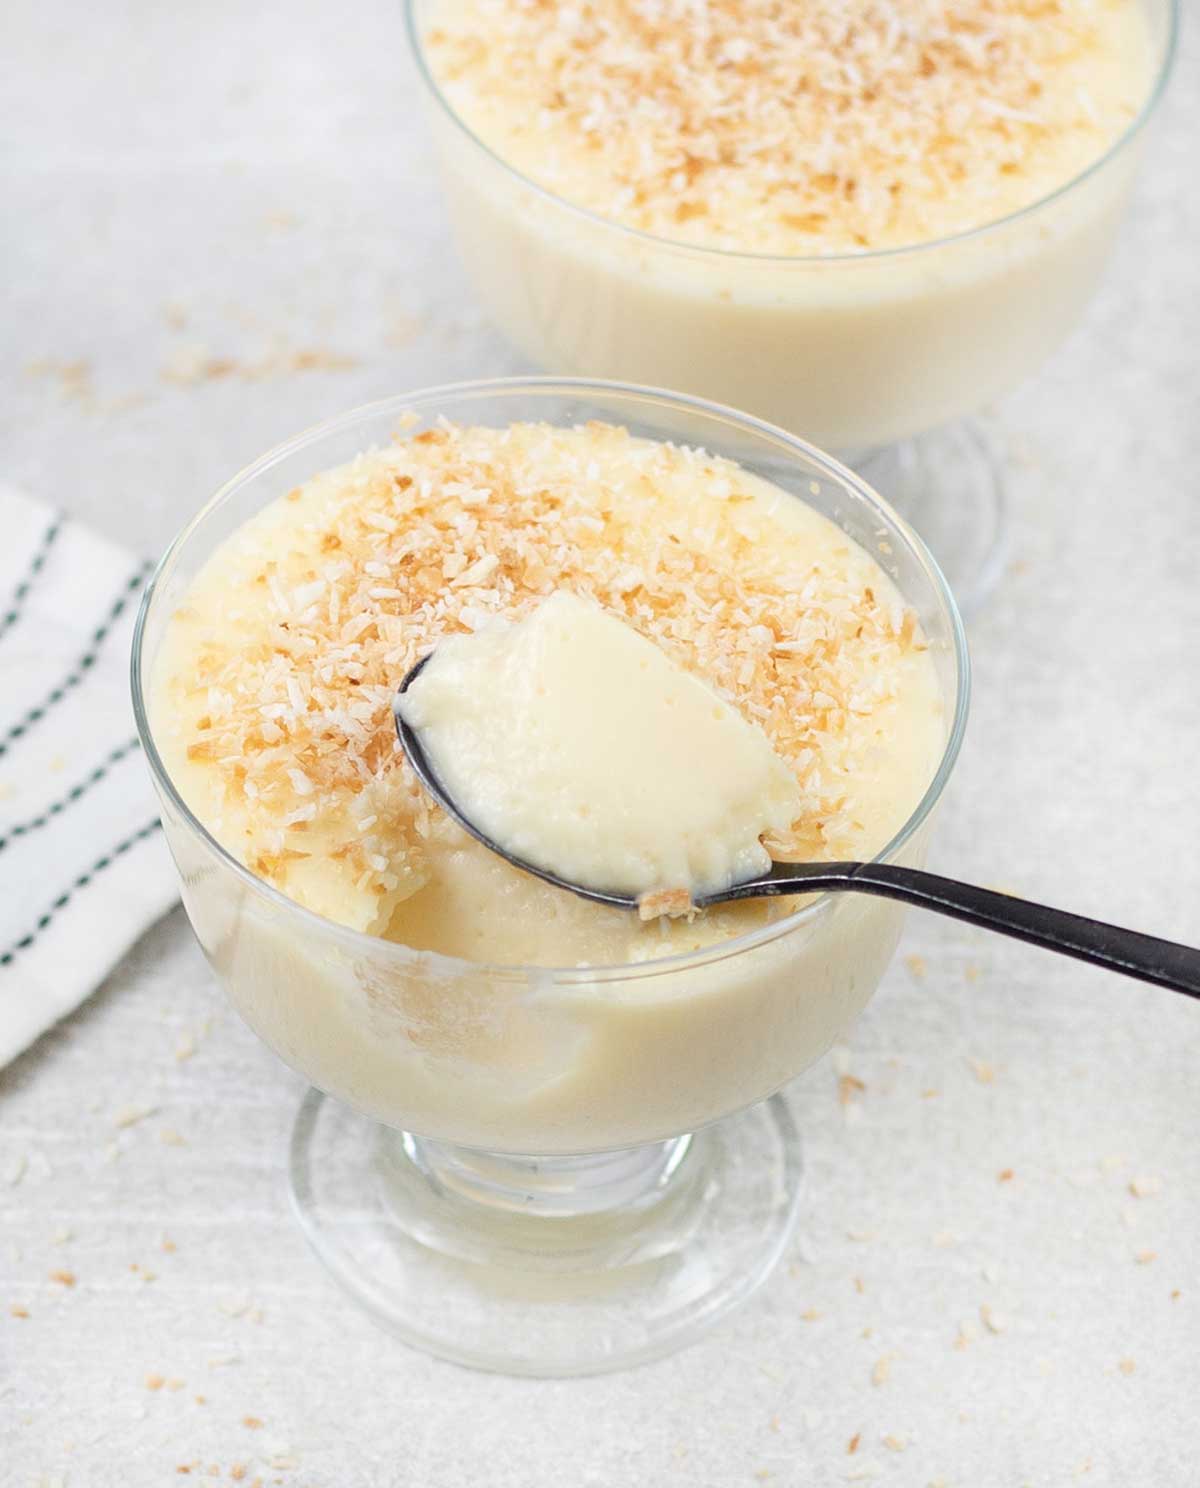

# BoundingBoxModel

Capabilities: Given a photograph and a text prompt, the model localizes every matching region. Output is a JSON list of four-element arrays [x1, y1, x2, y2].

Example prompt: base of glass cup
[[851, 420, 1008, 618], [288, 1088, 803, 1377]]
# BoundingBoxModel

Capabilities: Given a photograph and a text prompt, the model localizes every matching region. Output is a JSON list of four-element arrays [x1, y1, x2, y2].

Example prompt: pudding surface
[[426, 0, 1153, 253], [153, 420, 944, 965]]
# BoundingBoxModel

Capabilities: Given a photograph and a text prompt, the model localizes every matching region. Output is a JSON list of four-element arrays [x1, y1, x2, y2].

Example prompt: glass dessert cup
[[404, 0, 1177, 615], [132, 379, 969, 1376]]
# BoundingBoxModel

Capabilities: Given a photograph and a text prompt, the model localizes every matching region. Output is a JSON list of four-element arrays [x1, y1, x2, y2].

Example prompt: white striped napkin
[[0, 485, 177, 1068]]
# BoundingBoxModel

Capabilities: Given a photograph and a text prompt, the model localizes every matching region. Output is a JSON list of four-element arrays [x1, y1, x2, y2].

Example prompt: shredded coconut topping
[[161, 421, 929, 921], [426, 0, 1150, 251]]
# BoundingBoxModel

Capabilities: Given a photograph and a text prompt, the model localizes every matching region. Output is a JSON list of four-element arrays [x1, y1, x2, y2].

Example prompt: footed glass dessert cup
[[405, 0, 1177, 614], [132, 379, 969, 1376]]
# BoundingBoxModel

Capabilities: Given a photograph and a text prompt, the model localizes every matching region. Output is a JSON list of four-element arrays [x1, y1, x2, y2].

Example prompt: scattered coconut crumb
[[871, 1356, 891, 1386], [114, 1103, 159, 1129], [48, 1269, 76, 1288], [998, 1168, 1015, 1183], [10, 1304, 30, 1319], [164, 346, 357, 385], [5, 1155, 27, 1187], [882, 1433, 908, 1453], [838, 1074, 866, 1106], [1135, 1250, 1157, 1265], [967, 1057, 995, 1084], [242, 1416, 264, 1430], [980, 1304, 1008, 1334], [218, 1295, 256, 1319], [145, 1374, 165, 1391], [903, 953, 927, 981], [801, 1307, 821, 1322], [175, 1033, 197, 1062], [847, 1433, 862, 1455], [27, 358, 94, 404], [160, 1129, 187, 1147], [1129, 1175, 1161, 1198], [1118, 1358, 1136, 1376]]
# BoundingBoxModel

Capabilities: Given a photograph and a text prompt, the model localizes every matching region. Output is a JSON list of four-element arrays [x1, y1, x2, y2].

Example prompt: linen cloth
[[0, 484, 176, 1067]]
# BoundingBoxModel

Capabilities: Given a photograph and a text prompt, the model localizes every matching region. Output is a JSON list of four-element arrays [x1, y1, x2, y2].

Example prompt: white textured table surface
[[3, 3, 1199, 1484]]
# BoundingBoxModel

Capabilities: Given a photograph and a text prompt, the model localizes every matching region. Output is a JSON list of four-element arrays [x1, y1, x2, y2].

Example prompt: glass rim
[[402, 0, 1178, 268], [131, 375, 971, 983]]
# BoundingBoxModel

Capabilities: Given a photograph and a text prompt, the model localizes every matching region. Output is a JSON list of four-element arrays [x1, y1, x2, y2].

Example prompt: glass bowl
[[404, 0, 1177, 610], [132, 378, 969, 1375]]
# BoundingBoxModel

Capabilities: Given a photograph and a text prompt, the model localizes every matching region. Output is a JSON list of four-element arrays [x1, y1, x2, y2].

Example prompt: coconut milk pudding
[[416, 0, 1159, 446], [151, 419, 946, 1149]]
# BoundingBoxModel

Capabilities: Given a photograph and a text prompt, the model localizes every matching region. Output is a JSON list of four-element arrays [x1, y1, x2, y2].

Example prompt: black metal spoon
[[395, 656, 1200, 1000]]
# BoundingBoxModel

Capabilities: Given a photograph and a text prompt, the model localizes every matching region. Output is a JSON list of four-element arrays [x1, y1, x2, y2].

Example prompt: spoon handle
[[720, 862, 1200, 999]]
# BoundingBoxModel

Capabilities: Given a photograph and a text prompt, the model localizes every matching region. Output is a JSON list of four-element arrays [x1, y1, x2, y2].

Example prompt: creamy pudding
[[146, 411, 953, 1150], [154, 420, 941, 963], [413, 0, 1164, 447]]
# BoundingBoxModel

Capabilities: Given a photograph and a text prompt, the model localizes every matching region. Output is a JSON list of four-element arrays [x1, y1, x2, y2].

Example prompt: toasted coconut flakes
[[428, 0, 1149, 253], [1129, 1175, 1161, 1198], [167, 422, 931, 925], [638, 887, 695, 921]]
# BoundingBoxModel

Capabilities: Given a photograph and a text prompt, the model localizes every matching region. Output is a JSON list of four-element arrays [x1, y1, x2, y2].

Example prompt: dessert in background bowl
[[407, 0, 1176, 609], [134, 378, 968, 1375]]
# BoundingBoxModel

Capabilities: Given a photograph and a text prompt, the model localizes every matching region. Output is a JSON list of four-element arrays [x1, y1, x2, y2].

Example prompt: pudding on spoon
[[394, 591, 803, 914]]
